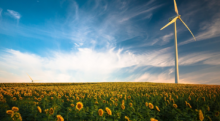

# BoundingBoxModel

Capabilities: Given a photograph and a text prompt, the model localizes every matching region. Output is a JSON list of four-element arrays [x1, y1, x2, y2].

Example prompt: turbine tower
[[160, 0, 196, 83], [27, 73, 43, 83]]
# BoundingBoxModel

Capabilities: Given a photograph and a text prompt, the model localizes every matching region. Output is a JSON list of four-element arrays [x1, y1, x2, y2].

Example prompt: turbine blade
[[179, 17, 196, 41], [26, 73, 33, 81], [160, 16, 178, 30], [174, 0, 179, 15]]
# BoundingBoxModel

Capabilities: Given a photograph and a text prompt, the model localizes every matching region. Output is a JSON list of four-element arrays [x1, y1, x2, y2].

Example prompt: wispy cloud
[[7, 9, 21, 20], [0, 47, 219, 83], [119, 3, 163, 23], [179, 14, 220, 45]]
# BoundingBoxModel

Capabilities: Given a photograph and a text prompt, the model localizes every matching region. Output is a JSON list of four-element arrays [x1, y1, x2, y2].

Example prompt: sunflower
[[145, 102, 148, 107], [103, 100, 106, 103], [156, 106, 160, 112], [6, 110, 14, 115], [76, 97, 79, 101], [122, 100, 124, 105], [37, 106, 42, 113], [13, 97, 17, 101], [98, 109, 104, 116], [199, 110, 204, 121], [127, 96, 131, 99], [70, 104, 74, 107], [215, 111, 219, 117], [51, 97, 53, 100], [38, 98, 42, 101], [150, 118, 158, 121], [105, 107, 112, 115], [12, 107, 19, 112], [49, 108, 54, 115], [149, 103, 154, 109], [76, 102, 83, 111], [125, 116, 130, 121], [207, 106, 210, 111], [129, 103, 132, 107], [57, 115, 64, 121], [173, 104, 178, 108], [188, 96, 191, 101], [121, 104, 125, 110], [44, 109, 48, 114]]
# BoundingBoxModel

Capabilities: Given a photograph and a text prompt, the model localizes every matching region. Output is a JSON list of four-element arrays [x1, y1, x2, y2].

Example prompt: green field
[[0, 82, 220, 121]]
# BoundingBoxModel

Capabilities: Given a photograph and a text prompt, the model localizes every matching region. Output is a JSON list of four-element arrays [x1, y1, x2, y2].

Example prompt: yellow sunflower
[[199, 110, 204, 121], [173, 104, 178, 108], [12, 107, 19, 112], [37, 106, 42, 113], [105, 107, 112, 115], [149, 103, 154, 109], [76, 102, 83, 111], [98, 109, 104, 116], [57, 115, 64, 121], [121, 104, 125, 110]]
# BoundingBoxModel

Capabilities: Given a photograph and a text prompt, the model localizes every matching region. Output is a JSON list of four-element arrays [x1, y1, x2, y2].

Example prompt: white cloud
[[7, 9, 21, 20], [0, 48, 220, 83], [178, 52, 220, 65]]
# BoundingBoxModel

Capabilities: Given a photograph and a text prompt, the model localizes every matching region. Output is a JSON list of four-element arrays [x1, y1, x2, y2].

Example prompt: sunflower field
[[0, 82, 220, 121]]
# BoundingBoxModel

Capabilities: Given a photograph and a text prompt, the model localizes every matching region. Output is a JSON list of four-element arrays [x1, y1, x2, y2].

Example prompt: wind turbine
[[26, 73, 43, 83], [160, 0, 196, 83]]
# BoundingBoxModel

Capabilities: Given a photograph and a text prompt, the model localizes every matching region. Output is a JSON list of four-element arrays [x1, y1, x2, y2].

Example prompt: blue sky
[[0, 0, 220, 84]]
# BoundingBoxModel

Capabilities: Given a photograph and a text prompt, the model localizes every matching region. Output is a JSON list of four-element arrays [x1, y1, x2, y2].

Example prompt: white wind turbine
[[160, 0, 196, 83], [27, 73, 43, 83]]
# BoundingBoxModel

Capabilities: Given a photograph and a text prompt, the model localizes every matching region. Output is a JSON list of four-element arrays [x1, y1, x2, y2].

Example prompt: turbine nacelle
[[169, 15, 181, 22]]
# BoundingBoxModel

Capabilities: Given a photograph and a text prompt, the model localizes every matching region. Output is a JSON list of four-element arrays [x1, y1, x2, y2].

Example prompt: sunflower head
[[149, 103, 154, 109], [125, 116, 130, 121], [199, 110, 204, 121], [49, 108, 54, 115], [128, 96, 131, 99], [76, 102, 83, 111], [98, 109, 104, 116], [145, 102, 148, 107], [215, 111, 219, 117], [105, 107, 112, 115], [6, 110, 14, 115], [12, 107, 19, 112], [150, 118, 158, 121], [70, 104, 74, 107], [57, 115, 64, 121], [13, 97, 17, 101], [37, 106, 42, 113], [121, 104, 125, 110], [156, 106, 160, 112], [173, 104, 178, 108]]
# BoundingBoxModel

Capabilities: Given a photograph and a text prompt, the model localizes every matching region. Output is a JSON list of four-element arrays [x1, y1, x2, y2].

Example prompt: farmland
[[0, 82, 220, 121]]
